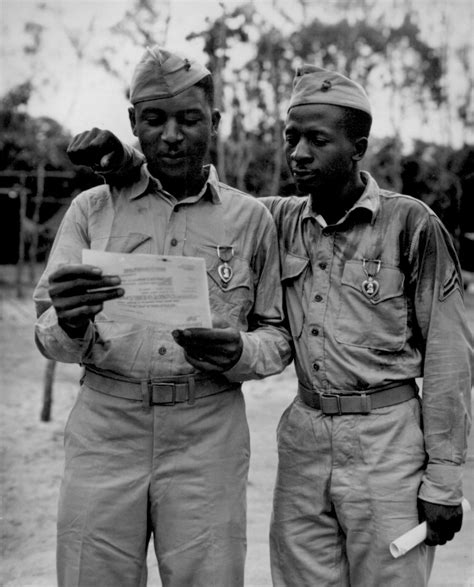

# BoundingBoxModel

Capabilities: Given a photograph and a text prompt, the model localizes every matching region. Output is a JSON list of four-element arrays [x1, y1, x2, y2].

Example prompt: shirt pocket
[[90, 232, 152, 254], [335, 260, 407, 352], [282, 252, 309, 340], [194, 245, 254, 327]]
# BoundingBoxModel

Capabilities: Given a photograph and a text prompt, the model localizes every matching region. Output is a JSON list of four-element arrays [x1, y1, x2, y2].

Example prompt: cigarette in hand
[[389, 498, 471, 558]]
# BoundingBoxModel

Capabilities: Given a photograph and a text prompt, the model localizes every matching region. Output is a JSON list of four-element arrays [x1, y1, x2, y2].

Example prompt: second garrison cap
[[130, 46, 211, 105], [288, 64, 372, 117]]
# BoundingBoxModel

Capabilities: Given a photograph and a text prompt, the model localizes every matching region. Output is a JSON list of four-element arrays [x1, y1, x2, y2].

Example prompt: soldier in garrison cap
[[34, 45, 292, 586], [266, 65, 470, 587], [68, 63, 471, 587]]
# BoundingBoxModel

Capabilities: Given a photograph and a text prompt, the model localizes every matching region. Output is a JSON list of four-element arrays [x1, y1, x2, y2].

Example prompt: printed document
[[82, 249, 212, 328]]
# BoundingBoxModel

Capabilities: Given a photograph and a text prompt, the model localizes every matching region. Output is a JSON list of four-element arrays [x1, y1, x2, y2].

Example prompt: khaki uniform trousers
[[57, 383, 249, 587], [270, 396, 435, 586]]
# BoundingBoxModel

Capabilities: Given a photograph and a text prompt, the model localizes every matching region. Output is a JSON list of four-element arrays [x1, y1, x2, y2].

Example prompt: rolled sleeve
[[419, 463, 465, 505], [224, 328, 293, 382], [35, 307, 96, 363]]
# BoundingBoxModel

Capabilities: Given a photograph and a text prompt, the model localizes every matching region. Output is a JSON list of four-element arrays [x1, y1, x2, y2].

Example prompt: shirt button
[[319, 262, 327, 270], [158, 346, 167, 355], [311, 328, 319, 336], [170, 238, 178, 247], [314, 294, 323, 302], [312, 362, 320, 371]]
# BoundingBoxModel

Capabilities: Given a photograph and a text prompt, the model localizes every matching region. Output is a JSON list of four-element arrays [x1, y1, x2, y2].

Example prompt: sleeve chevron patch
[[439, 267, 462, 301]]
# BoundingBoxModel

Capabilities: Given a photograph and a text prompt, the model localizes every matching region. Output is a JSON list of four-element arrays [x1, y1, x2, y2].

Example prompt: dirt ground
[[2, 267, 473, 587]]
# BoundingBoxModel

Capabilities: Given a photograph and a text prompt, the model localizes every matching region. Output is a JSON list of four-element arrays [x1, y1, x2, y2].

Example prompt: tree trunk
[[16, 176, 27, 299], [28, 161, 45, 283]]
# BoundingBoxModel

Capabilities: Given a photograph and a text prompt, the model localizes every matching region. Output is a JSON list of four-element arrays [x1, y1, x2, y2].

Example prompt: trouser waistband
[[298, 380, 418, 415], [83, 366, 240, 409]]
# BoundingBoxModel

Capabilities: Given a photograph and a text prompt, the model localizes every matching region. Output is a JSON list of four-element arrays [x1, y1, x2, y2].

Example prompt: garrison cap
[[130, 46, 211, 105], [288, 64, 371, 117]]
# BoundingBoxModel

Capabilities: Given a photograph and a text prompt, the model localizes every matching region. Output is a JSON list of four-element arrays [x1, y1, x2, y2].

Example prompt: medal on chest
[[216, 245, 234, 284], [361, 259, 381, 298]]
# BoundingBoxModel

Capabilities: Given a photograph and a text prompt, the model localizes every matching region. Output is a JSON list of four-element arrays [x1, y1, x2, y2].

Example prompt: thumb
[[211, 314, 231, 329], [100, 152, 116, 169]]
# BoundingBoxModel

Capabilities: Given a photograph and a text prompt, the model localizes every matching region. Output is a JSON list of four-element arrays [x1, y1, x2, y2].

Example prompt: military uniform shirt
[[34, 164, 292, 383], [264, 171, 472, 505]]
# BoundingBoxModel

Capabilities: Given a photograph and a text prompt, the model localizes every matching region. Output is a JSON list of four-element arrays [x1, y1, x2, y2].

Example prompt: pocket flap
[[117, 233, 152, 253], [91, 233, 152, 253], [282, 252, 309, 281], [341, 261, 404, 303]]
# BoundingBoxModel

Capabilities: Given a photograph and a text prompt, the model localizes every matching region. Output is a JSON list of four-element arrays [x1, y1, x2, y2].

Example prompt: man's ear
[[353, 137, 368, 162], [211, 109, 221, 136], [128, 107, 138, 137]]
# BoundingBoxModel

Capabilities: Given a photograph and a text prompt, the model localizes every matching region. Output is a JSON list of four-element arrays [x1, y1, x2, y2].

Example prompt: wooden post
[[29, 161, 45, 283], [40, 359, 57, 422], [16, 175, 27, 299]]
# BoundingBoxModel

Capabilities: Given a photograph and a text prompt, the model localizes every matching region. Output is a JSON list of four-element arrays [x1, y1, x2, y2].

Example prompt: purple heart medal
[[216, 245, 234, 284], [362, 259, 381, 298]]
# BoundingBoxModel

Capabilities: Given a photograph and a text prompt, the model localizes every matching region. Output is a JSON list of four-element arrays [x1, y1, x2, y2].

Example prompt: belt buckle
[[320, 393, 342, 415], [151, 382, 177, 406]]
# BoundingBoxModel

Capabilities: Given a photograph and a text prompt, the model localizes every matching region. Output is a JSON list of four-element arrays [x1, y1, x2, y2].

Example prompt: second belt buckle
[[320, 393, 342, 415]]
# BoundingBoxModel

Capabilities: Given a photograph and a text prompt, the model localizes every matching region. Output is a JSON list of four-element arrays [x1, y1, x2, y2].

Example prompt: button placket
[[165, 205, 186, 255], [307, 230, 333, 383]]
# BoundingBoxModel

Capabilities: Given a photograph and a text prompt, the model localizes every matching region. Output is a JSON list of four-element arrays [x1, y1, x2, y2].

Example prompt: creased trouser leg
[[271, 396, 432, 587], [151, 389, 250, 587], [57, 384, 249, 587], [57, 386, 151, 587]]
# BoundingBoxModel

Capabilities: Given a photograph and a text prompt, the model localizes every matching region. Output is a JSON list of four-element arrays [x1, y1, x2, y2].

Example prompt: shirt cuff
[[419, 463, 464, 505], [223, 332, 255, 382], [36, 307, 95, 361]]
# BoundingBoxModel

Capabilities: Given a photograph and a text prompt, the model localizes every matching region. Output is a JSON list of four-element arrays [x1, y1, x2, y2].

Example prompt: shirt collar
[[302, 171, 380, 227], [127, 163, 222, 204]]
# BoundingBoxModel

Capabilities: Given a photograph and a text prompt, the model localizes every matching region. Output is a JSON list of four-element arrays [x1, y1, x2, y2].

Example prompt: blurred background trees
[[1, 0, 473, 271]]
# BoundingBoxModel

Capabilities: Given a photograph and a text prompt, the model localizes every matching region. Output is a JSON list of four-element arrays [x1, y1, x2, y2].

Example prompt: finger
[[172, 339, 237, 361], [184, 353, 223, 372], [173, 327, 238, 344], [50, 276, 121, 298], [100, 152, 116, 168], [67, 130, 102, 163], [58, 304, 104, 323], [67, 130, 91, 153], [85, 130, 122, 159], [53, 288, 124, 312], [452, 511, 463, 533], [49, 264, 104, 283], [67, 129, 111, 164], [425, 529, 440, 546]]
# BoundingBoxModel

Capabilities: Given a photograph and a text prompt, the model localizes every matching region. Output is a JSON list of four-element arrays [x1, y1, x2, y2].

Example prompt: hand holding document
[[82, 249, 212, 328], [389, 498, 471, 558]]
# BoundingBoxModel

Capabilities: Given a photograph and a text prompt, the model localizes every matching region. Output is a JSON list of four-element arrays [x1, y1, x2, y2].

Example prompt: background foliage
[[1, 0, 473, 266]]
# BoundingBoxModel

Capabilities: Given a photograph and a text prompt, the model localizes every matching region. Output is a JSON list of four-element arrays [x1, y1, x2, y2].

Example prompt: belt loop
[[188, 375, 196, 405], [360, 393, 371, 414], [141, 380, 152, 411]]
